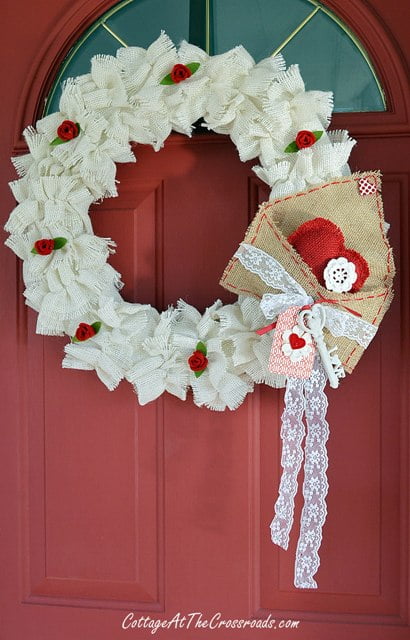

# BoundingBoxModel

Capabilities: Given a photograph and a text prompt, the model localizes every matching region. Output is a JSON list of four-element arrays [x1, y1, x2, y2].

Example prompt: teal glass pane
[[107, 0, 190, 49], [212, 0, 313, 62], [212, 0, 385, 112], [281, 8, 385, 112], [45, 0, 190, 114], [45, 0, 386, 116]]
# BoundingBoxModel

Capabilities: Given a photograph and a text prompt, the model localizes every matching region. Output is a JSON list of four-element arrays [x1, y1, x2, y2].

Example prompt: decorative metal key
[[298, 304, 345, 388]]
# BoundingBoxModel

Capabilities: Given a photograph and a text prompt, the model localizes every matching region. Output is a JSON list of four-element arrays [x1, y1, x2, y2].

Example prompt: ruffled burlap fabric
[[221, 172, 395, 373]]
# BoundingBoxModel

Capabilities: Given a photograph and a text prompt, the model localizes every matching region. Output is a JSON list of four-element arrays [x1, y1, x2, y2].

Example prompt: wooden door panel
[[95, 178, 166, 306], [22, 314, 164, 609], [162, 394, 251, 614]]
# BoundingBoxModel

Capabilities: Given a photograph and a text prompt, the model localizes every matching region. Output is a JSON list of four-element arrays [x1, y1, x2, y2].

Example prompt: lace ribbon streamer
[[296, 360, 329, 588], [270, 359, 329, 589], [235, 243, 377, 588], [270, 376, 306, 550]]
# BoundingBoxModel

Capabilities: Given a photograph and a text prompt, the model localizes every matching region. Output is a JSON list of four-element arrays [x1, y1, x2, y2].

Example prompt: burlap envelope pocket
[[220, 172, 395, 373]]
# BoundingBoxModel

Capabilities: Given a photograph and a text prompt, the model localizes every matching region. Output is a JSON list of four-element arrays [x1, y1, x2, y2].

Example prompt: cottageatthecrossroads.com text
[[121, 612, 301, 634]]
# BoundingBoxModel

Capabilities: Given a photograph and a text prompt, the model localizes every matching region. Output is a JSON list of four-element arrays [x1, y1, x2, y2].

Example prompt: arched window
[[45, 0, 386, 115]]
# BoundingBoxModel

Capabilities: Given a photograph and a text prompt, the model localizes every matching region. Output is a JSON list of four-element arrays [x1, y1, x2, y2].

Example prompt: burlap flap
[[220, 172, 395, 373]]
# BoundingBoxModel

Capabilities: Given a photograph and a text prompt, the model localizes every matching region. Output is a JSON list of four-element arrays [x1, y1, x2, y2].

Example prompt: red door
[[1, 2, 409, 639]]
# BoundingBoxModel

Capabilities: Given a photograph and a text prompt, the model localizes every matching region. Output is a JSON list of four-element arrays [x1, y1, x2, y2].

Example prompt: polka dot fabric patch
[[358, 176, 378, 196]]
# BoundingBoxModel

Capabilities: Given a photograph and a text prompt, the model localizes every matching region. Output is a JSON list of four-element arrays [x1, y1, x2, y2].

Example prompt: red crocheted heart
[[287, 217, 369, 293], [289, 333, 306, 349]]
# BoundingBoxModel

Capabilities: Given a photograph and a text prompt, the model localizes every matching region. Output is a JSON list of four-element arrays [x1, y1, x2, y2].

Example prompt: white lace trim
[[294, 360, 329, 589], [325, 305, 377, 348], [270, 376, 306, 550], [270, 359, 329, 589], [260, 292, 313, 319], [235, 244, 307, 296]]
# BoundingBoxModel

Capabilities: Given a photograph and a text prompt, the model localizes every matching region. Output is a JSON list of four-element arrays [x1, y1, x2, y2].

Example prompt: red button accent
[[289, 333, 306, 350]]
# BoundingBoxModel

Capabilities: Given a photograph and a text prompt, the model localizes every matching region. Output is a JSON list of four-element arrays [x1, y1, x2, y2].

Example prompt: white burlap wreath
[[5, 32, 356, 410]]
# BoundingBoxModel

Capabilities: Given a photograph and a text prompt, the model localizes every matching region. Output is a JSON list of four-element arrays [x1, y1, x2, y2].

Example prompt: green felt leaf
[[50, 124, 80, 146], [186, 62, 200, 75], [284, 141, 299, 153], [50, 136, 66, 146], [91, 321, 102, 334], [160, 63, 200, 85], [194, 369, 205, 378], [196, 341, 207, 356], [71, 336, 79, 343], [53, 237, 68, 250], [160, 73, 175, 85], [313, 130, 323, 141], [31, 247, 38, 254]]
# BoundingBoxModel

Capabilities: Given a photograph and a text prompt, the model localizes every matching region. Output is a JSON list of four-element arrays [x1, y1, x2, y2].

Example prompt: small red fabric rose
[[75, 322, 97, 342], [34, 239, 55, 255], [295, 130, 316, 149], [188, 350, 208, 372], [170, 64, 192, 84], [57, 120, 79, 141]]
